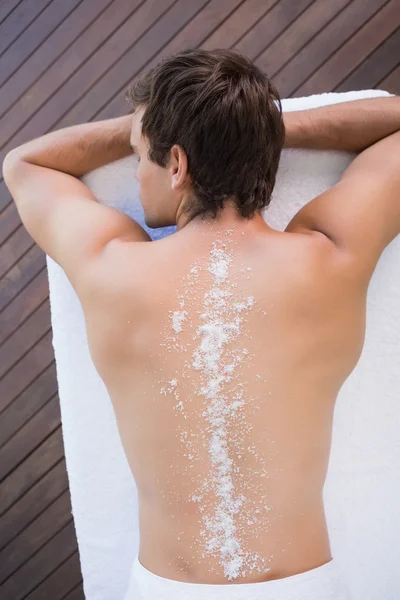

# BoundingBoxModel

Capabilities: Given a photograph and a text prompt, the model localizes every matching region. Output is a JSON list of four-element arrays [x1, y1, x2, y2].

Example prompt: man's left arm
[[2, 114, 151, 296]]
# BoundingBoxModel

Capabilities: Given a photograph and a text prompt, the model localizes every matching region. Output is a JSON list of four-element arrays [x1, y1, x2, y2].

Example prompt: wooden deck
[[0, 0, 399, 597]]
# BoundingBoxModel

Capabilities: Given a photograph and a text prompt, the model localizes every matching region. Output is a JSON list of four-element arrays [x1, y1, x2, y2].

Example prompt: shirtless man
[[3, 49, 400, 597]]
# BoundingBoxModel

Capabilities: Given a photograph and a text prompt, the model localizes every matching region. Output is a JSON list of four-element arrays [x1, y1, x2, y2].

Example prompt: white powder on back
[[160, 230, 273, 581]]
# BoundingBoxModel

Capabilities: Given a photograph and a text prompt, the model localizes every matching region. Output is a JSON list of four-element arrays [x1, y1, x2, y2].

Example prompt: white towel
[[46, 89, 400, 600]]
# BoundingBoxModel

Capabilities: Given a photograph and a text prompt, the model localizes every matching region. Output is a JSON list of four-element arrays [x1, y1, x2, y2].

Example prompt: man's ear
[[170, 145, 189, 190]]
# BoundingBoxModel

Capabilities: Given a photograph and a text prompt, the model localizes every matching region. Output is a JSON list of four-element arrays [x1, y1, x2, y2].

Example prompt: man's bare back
[[81, 209, 366, 584]]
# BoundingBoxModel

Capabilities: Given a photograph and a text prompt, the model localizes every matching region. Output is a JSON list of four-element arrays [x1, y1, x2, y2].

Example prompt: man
[[3, 49, 400, 598]]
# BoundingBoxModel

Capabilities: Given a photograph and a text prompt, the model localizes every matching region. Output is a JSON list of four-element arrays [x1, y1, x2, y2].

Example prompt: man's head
[[124, 48, 285, 230]]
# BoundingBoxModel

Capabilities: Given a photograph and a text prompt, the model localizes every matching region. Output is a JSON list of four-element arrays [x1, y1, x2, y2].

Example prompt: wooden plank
[[0, 244, 46, 312], [377, 63, 400, 95], [234, 0, 314, 59], [0, 300, 51, 379], [153, 0, 245, 60], [101, 0, 248, 119], [201, 0, 271, 51], [24, 552, 82, 600], [272, 0, 389, 98], [0, 0, 143, 142], [57, 0, 210, 129], [0, 394, 60, 481], [0, 0, 82, 84], [335, 26, 400, 92], [0, 183, 14, 219], [0, 0, 51, 55], [0, 489, 72, 583], [295, 0, 400, 96], [0, 0, 24, 25], [0, 268, 49, 346], [0, 331, 55, 416], [0, 520, 77, 600], [0, 226, 34, 278], [0, 202, 20, 246], [0, 363, 57, 448], [59, 581, 85, 600], [0, 426, 64, 515], [255, 0, 351, 77], [0, 458, 68, 550]]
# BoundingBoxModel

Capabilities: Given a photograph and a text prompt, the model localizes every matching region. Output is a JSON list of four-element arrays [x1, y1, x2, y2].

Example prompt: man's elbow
[[2, 150, 26, 181]]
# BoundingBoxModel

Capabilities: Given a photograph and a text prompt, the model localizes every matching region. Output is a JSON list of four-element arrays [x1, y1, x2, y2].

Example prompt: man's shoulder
[[277, 228, 359, 294], [77, 237, 160, 310]]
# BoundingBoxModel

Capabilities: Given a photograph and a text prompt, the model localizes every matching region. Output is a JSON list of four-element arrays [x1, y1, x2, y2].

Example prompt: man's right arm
[[284, 96, 400, 286], [283, 96, 400, 152]]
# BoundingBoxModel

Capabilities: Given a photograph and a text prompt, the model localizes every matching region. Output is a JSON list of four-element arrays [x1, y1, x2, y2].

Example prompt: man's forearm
[[6, 114, 133, 177], [283, 95, 400, 153]]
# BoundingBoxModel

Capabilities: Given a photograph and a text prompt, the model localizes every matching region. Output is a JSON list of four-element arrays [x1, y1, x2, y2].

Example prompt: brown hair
[[124, 48, 285, 221]]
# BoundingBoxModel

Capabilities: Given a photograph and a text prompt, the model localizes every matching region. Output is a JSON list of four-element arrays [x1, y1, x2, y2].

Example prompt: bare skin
[[81, 203, 365, 584]]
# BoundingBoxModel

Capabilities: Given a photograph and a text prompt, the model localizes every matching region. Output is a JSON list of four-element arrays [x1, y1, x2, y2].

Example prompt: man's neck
[[175, 199, 270, 236]]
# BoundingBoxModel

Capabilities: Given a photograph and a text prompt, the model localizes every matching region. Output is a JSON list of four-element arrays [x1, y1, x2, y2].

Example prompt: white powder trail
[[160, 231, 273, 581], [189, 238, 268, 579]]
